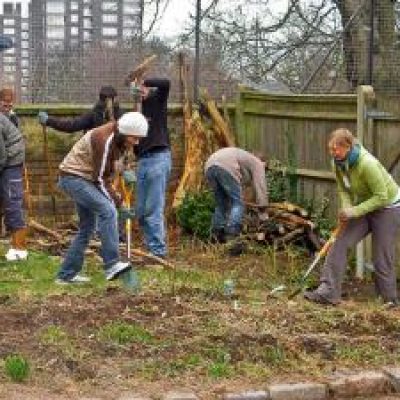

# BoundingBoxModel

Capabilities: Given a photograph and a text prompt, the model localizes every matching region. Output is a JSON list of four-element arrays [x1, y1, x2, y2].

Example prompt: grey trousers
[[316, 206, 400, 303]]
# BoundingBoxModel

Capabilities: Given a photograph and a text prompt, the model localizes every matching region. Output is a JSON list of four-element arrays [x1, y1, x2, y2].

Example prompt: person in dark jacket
[[37, 85, 123, 132], [0, 88, 19, 128], [0, 114, 27, 261], [132, 78, 171, 257]]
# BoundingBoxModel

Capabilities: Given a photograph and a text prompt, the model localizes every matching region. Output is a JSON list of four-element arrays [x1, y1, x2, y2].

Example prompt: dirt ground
[[0, 237, 400, 399]]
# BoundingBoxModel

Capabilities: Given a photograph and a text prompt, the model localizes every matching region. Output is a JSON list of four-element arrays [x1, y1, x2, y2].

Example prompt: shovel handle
[[318, 222, 346, 258]]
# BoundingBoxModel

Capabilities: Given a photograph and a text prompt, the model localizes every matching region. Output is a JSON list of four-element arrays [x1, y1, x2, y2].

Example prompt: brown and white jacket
[[59, 121, 123, 206]]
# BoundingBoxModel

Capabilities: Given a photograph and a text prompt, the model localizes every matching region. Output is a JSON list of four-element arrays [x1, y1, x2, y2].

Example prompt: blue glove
[[122, 170, 137, 185], [119, 207, 136, 221], [38, 111, 48, 125]]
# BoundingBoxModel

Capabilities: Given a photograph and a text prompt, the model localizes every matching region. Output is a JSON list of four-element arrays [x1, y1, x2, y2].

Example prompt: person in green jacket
[[305, 128, 400, 307]]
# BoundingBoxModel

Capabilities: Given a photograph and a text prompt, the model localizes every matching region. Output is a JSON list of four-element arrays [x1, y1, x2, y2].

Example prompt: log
[[124, 54, 157, 85], [28, 219, 64, 242], [273, 227, 305, 248], [199, 88, 235, 147]]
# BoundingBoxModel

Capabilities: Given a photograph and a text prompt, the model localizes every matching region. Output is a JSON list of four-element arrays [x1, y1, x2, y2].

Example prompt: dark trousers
[[316, 207, 400, 303], [206, 165, 243, 236], [0, 165, 25, 231]]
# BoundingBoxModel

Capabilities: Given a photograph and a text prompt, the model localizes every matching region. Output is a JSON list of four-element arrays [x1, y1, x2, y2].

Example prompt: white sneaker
[[105, 261, 131, 281], [5, 248, 28, 261], [55, 274, 91, 285]]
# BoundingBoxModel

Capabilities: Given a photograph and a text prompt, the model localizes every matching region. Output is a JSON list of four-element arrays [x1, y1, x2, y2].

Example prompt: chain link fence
[[0, 0, 399, 103]]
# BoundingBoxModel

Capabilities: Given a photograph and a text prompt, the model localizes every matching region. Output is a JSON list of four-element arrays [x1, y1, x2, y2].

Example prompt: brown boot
[[11, 228, 27, 250]]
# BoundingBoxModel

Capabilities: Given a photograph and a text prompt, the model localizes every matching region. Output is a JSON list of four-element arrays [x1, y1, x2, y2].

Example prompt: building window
[[71, 1, 79, 11], [102, 14, 118, 23], [102, 27, 118, 36], [124, 4, 138, 14], [123, 28, 135, 37], [3, 28, 15, 35], [71, 27, 79, 36], [71, 14, 79, 23], [123, 17, 137, 27], [102, 1, 117, 12], [22, 22, 29, 30], [3, 55, 16, 63], [47, 15, 64, 26], [47, 27, 64, 39], [22, 50, 29, 58], [83, 6, 91, 17], [3, 19, 15, 26], [4, 65, 16, 72], [46, 1, 65, 14], [21, 31, 29, 40], [21, 59, 29, 67], [83, 31, 91, 40], [83, 18, 92, 29], [21, 40, 29, 49]]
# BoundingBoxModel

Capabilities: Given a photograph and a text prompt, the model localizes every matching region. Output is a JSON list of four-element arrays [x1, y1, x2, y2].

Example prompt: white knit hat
[[117, 112, 148, 137]]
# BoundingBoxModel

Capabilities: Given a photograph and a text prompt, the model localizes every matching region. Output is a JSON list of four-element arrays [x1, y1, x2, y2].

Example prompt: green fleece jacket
[[334, 146, 399, 217]]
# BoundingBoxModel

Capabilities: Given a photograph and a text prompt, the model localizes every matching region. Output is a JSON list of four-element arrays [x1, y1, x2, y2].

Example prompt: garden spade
[[287, 222, 345, 299]]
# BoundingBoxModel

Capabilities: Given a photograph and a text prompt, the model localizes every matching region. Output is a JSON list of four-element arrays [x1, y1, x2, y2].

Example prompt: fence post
[[356, 85, 375, 279], [235, 85, 246, 147]]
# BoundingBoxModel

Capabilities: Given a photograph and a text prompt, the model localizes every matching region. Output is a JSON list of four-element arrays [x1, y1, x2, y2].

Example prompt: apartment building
[[0, 0, 143, 101], [0, 2, 30, 101]]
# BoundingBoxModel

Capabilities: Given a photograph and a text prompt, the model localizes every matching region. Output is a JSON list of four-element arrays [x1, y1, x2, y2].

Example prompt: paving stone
[[223, 390, 270, 400], [117, 395, 151, 400], [163, 391, 199, 400], [328, 371, 391, 398], [382, 367, 400, 393], [269, 383, 326, 400]]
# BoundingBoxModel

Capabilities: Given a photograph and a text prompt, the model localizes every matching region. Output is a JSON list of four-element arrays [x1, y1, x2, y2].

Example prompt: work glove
[[38, 111, 48, 125], [119, 206, 136, 221], [122, 169, 137, 185], [338, 207, 355, 222], [130, 82, 141, 98]]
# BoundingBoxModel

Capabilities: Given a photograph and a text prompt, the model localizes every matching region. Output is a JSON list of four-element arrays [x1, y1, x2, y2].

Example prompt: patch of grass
[[4, 354, 30, 382], [336, 341, 387, 364], [262, 345, 285, 366], [207, 361, 233, 378], [98, 321, 153, 345], [40, 325, 69, 346]]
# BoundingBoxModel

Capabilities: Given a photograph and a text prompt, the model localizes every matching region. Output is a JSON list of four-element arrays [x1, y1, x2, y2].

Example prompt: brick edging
[[114, 366, 400, 399]]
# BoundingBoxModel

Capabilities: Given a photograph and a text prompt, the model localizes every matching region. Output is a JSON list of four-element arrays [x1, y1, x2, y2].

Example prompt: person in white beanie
[[56, 112, 148, 284]]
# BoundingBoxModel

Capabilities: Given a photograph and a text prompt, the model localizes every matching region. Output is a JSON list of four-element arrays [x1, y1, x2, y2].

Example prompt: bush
[[4, 354, 30, 382], [176, 191, 215, 240]]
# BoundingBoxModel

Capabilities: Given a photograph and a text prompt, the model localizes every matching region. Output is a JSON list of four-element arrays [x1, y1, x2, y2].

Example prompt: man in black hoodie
[[37, 86, 123, 132], [133, 78, 171, 258]]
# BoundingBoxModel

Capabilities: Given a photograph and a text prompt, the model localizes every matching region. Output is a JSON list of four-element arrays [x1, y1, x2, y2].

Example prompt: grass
[[4, 355, 30, 382], [98, 321, 154, 345], [0, 238, 399, 396]]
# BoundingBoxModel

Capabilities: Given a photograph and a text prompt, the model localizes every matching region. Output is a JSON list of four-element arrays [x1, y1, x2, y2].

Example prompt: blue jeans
[[136, 149, 171, 257], [0, 165, 25, 231], [206, 165, 243, 235], [57, 175, 120, 280]]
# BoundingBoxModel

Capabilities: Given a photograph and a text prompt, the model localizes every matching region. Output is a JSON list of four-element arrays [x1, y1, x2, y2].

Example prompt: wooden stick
[[28, 219, 64, 242], [124, 54, 157, 85], [131, 248, 175, 270]]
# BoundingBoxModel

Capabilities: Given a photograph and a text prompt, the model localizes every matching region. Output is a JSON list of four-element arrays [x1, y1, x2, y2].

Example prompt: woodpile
[[243, 202, 323, 252], [172, 53, 235, 208]]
